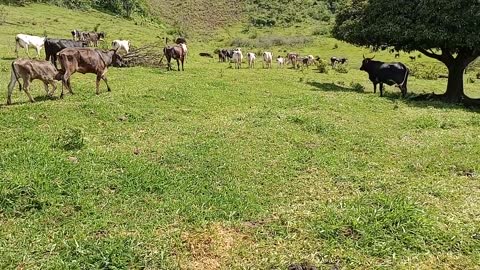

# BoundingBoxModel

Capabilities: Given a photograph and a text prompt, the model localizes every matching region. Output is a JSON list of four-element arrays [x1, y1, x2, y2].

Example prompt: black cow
[[44, 38, 87, 68], [360, 55, 409, 97]]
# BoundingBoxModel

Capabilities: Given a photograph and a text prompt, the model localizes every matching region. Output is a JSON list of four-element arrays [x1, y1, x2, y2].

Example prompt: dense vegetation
[[246, 0, 346, 27]]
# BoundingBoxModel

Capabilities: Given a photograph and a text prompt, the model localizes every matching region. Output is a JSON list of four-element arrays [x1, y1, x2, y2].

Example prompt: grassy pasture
[[0, 4, 480, 269]]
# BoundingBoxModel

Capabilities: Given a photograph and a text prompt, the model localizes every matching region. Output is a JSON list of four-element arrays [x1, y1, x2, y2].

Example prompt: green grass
[[1, 3, 480, 269]]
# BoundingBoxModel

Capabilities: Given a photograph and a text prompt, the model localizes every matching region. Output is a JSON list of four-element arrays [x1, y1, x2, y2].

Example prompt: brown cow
[[56, 48, 122, 97], [7, 59, 62, 105], [163, 45, 185, 71], [82, 32, 105, 47], [287, 53, 299, 69]]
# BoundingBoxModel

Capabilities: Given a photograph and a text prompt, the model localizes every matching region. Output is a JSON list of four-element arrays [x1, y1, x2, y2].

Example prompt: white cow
[[15, 34, 46, 58], [307, 55, 315, 65], [247, 52, 256, 69], [232, 48, 243, 69], [263, 52, 273, 69], [277, 56, 285, 68], [111, 40, 130, 54]]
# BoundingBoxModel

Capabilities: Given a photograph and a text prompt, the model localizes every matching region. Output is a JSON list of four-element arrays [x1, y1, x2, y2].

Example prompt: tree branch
[[418, 48, 444, 61]]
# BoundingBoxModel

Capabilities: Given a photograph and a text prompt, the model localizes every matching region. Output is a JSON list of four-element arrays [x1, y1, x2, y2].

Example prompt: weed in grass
[[54, 128, 85, 151], [350, 82, 365, 93]]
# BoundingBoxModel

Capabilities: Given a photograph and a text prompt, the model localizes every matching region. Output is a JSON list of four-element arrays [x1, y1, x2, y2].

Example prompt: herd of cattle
[[6, 32, 410, 105]]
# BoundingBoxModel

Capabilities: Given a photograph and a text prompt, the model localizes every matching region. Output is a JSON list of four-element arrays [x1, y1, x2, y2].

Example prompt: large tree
[[333, 0, 480, 103]]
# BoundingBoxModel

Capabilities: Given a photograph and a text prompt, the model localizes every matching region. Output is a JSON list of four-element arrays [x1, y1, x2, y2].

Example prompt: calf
[[247, 53, 256, 69], [7, 59, 62, 105], [163, 45, 185, 71], [263, 52, 273, 69], [176, 38, 188, 63], [15, 34, 46, 58], [232, 48, 243, 69], [57, 48, 123, 97], [330, 56, 347, 67], [82, 32, 105, 47], [44, 38, 87, 68], [360, 55, 409, 97], [111, 40, 130, 54], [277, 56, 285, 68], [218, 49, 227, 62], [287, 53, 299, 69]]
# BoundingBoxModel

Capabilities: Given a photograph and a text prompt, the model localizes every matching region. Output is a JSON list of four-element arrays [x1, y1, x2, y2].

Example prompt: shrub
[[335, 63, 348, 73], [230, 36, 312, 48], [316, 59, 329, 74], [409, 63, 442, 80], [477, 72, 480, 79], [312, 27, 329, 36], [55, 128, 84, 151], [351, 82, 365, 93], [333, 43, 339, 49], [467, 77, 476, 84]]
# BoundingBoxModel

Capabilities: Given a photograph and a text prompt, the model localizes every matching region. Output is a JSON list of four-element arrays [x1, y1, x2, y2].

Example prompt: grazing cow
[[277, 56, 285, 68], [263, 52, 273, 69], [57, 48, 123, 97], [44, 38, 87, 68], [71, 30, 84, 41], [360, 55, 409, 97], [287, 53, 299, 69], [15, 34, 46, 58], [175, 38, 188, 63], [111, 40, 130, 54], [218, 49, 227, 62], [199, 52, 213, 58], [82, 32, 105, 47], [163, 44, 186, 71], [409, 56, 416, 61], [247, 53, 256, 69], [232, 48, 243, 69], [7, 59, 62, 105], [225, 49, 234, 62], [330, 57, 348, 67]]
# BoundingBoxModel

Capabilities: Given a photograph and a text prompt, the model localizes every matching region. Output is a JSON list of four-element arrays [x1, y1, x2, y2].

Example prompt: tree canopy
[[333, 0, 480, 103]]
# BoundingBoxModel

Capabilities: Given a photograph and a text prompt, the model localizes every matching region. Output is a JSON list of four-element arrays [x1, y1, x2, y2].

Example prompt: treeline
[[247, 0, 346, 27], [0, 0, 147, 18]]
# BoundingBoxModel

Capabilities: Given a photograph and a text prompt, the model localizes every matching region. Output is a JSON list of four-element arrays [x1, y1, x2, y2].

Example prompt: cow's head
[[111, 49, 123, 67], [360, 55, 375, 71]]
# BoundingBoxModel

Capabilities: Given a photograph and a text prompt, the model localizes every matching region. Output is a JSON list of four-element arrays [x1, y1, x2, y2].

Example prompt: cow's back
[[58, 48, 102, 73], [14, 59, 57, 81], [377, 62, 408, 84]]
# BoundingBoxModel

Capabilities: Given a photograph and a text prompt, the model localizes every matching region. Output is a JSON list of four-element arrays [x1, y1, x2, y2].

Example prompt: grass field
[[1, 4, 480, 269]]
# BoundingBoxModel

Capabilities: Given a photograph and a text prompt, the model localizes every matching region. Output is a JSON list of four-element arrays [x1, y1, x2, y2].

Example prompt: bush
[[351, 82, 365, 93], [316, 59, 329, 74], [230, 36, 313, 48], [467, 77, 476, 84], [333, 43, 339, 49], [477, 72, 480, 79], [312, 27, 329, 36], [55, 128, 84, 151], [409, 63, 442, 80], [335, 63, 348, 73]]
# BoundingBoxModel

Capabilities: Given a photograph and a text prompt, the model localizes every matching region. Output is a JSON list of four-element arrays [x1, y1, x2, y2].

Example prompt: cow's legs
[[47, 81, 57, 97], [380, 83, 384, 97], [43, 82, 49, 95], [181, 58, 184, 71], [176, 59, 180, 71], [25, 45, 30, 58], [35, 46, 41, 59], [61, 72, 72, 98], [102, 75, 111, 92], [23, 80, 35, 103], [373, 83, 377, 94]]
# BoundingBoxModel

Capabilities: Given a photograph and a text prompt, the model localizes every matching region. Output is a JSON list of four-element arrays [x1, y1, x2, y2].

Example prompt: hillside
[[1, 3, 480, 270]]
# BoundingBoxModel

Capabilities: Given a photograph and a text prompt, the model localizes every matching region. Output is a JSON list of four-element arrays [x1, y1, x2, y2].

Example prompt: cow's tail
[[11, 61, 22, 91]]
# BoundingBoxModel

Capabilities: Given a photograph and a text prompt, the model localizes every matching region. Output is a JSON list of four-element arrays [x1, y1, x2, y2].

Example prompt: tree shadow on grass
[[307, 81, 365, 94], [1, 57, 16, 61], [383, 91, 480, 112]]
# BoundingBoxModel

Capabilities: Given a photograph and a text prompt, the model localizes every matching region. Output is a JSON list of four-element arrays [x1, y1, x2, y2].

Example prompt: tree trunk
[[443, 63, 466, 103]]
